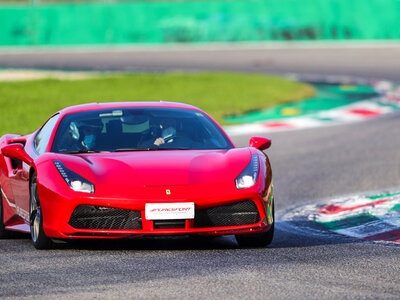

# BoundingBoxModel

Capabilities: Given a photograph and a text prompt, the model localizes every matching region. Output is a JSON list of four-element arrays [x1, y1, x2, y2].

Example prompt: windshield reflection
[[51, 107, 233, 153]]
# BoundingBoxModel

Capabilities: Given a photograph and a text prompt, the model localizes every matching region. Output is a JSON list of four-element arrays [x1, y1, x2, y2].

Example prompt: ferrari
[[0, 102, 274, 249]]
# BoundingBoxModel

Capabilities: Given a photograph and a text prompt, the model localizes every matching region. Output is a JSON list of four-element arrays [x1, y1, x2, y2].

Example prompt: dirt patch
[[0, 69, 97, 81]]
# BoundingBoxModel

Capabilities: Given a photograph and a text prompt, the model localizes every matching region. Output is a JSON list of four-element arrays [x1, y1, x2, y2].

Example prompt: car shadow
[[3, 221, 367, 251], [49, 219, 364, 251], [53, 235, 240, 251]]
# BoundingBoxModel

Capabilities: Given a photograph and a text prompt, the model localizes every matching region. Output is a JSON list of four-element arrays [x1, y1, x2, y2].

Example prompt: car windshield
[[51, 107, 234, 153]]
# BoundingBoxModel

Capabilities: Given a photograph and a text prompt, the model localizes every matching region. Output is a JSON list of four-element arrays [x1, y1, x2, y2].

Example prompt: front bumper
[[39, 185, 274, 239]]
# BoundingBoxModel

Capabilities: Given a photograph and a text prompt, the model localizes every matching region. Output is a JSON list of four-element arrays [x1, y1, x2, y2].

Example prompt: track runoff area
[[226, 76, 400, 244]]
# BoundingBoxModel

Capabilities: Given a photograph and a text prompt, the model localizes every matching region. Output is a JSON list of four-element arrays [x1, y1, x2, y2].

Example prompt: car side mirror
[[249, 136, 271, 151], [1, 143, 33, 166]]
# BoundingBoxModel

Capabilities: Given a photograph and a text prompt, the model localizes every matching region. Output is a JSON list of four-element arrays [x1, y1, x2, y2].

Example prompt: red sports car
[[0, 102, 274, 249]]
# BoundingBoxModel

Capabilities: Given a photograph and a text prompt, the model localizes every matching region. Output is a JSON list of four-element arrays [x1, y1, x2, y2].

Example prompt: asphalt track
[[0, 45, 399, 299]]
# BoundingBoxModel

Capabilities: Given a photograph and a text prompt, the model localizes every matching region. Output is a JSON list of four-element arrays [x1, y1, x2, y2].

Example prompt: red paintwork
[[261, 121, 294, 128], [0, 102, 273, 239], [365, 229, 400, 242], [249, 137, 271, 151], [348, 109, 381, 118], [318, 199, 390, 215], [1, 143, 33, 165]]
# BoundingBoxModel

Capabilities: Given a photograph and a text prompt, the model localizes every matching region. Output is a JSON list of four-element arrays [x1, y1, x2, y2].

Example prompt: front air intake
[[194, 200, 260, 228], [69, 205, 142, 230]]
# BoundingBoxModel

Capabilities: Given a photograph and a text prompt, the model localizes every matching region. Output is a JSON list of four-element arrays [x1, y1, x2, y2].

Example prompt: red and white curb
[[225, 80, 400, 136], [279, 191, 400, 244]]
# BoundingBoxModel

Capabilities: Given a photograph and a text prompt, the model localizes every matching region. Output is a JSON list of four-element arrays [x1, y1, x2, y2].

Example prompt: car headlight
[[235, 154, 260, 189], [53, 160, 95, 193]]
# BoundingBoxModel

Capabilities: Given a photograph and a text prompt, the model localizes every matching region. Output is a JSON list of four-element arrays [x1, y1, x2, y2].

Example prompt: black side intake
[[194, 200, 260, 228], [69, 205, 142, 230]]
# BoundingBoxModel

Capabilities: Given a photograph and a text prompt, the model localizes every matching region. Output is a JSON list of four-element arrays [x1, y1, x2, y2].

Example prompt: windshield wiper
[[59, 149, 101, 154], [114, 148, 159, 152], [114, 147, 189, 152], [159, 147, 190, 150]]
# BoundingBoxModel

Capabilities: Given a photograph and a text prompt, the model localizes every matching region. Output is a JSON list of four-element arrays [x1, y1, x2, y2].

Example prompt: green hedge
[[1, 0, 400, 46]]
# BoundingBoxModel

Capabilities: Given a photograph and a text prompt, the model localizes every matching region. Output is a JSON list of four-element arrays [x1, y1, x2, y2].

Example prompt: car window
[[51, 107, 233, 152], [35, 114, 60, 154]]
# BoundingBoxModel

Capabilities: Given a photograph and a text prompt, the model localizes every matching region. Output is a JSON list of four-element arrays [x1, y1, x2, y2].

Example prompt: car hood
[[57, 148, 252, 188]]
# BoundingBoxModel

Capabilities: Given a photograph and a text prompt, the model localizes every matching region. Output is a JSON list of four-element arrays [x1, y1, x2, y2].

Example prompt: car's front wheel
[[30, 174, 52, 249], [0, 186, 10, 239], [235, 203, 275, 248]]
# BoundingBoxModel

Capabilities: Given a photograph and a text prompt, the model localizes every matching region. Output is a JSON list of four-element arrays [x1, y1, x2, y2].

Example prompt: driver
[[137, 116, 177, 148], [78, 119, 103, 149], [153, 117, 177, 146]]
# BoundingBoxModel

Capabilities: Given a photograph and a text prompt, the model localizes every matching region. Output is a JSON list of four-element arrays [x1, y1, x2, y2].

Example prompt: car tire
[[235, 202, 275, 248], [30, 174, 52, 249], [0, 186, 10, 239]]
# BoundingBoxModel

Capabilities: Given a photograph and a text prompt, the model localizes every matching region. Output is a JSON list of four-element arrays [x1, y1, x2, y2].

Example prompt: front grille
[[69, 205, 142, 230], [194, 200, 260, 228], [154, 219, 186, 229]]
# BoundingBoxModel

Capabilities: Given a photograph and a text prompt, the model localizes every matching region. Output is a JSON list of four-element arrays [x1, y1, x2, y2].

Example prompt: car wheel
[[30, 174, 52, 249], [235, 202, 275, 248], [0, 186, 10, 239]]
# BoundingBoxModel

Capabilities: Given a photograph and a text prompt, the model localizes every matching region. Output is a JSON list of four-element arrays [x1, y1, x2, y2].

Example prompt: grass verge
[[0, 72, 314, 136]]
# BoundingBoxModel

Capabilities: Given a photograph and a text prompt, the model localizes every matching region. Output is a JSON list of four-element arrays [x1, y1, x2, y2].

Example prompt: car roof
[[57, 101, 201, 116]]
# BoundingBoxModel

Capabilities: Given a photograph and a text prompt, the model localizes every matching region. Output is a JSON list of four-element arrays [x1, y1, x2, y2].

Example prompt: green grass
[[0, 72, 314, 136]]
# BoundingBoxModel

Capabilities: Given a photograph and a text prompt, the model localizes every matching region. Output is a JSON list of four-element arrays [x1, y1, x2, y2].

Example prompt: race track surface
[[1, 43, 400, 81], [0, 45, 399, 299]]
